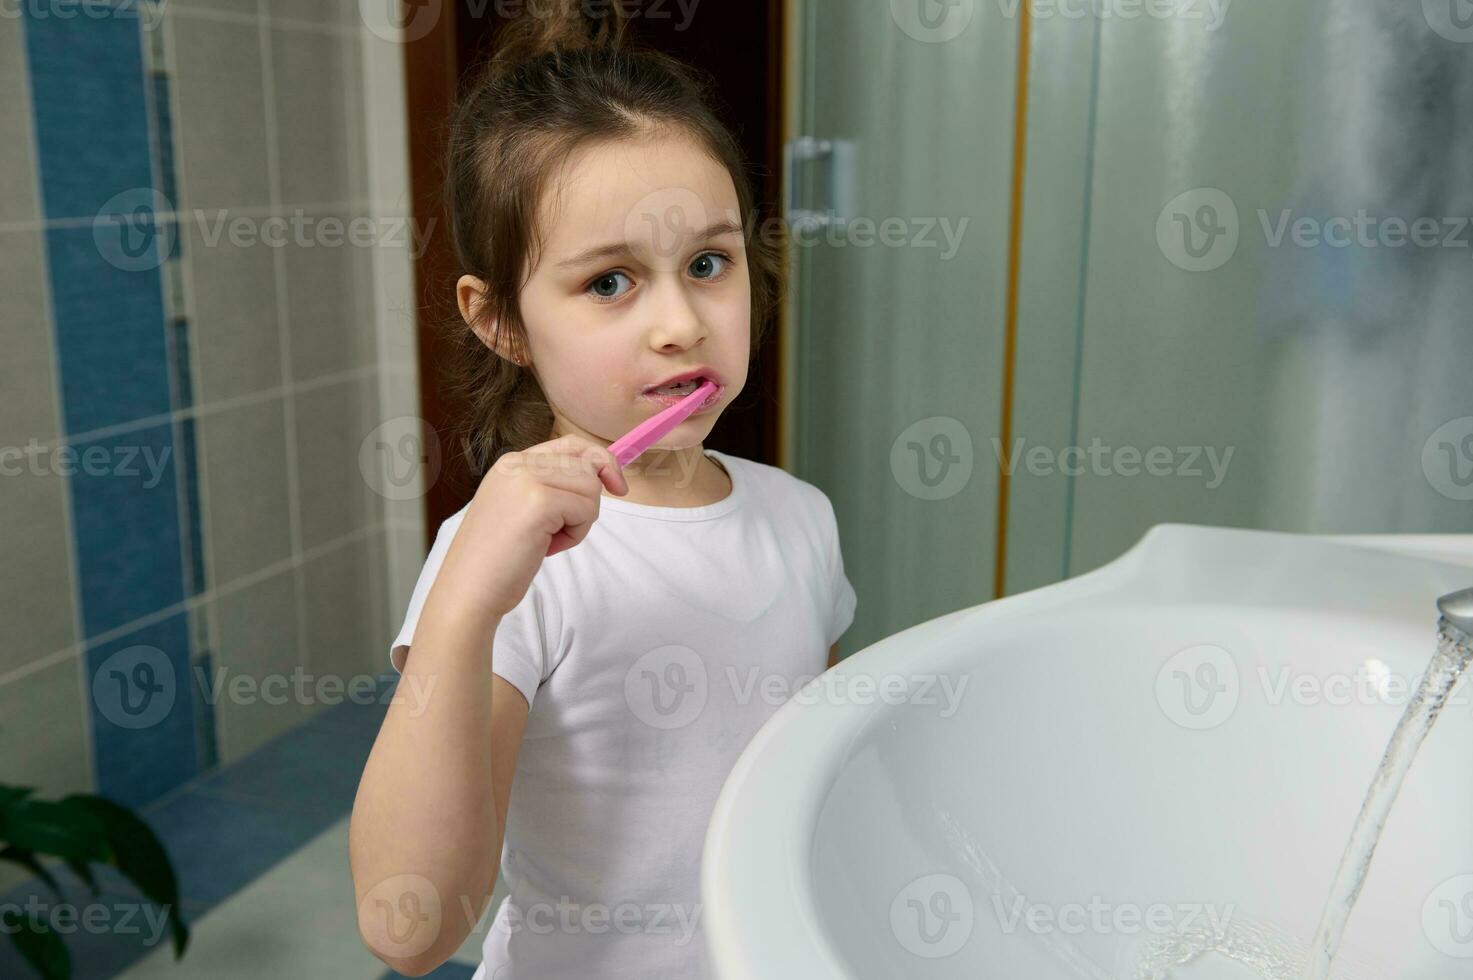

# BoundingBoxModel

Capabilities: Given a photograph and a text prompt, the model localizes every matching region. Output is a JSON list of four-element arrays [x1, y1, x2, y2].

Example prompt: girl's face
[[515, 132, 751, 456]]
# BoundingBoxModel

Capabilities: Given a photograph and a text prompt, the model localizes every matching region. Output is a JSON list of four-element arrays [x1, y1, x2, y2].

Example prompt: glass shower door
[[784, 0, 1023, 652], [1006, 0, 1473, 591]]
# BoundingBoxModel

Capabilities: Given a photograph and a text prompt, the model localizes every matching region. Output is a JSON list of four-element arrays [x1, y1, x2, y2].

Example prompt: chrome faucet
[[1437, 587, 1473, 636]]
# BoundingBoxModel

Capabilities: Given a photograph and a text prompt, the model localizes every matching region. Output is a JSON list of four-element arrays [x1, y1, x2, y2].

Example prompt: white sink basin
[[701, 524, 1473, 979]]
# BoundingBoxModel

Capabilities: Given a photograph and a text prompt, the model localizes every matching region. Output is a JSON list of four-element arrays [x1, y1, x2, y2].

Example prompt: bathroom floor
[[0, 678, 498, 980]]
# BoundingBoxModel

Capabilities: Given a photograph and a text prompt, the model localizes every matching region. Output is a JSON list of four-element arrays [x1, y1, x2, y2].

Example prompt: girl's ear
[[456, 274, 522, 364]]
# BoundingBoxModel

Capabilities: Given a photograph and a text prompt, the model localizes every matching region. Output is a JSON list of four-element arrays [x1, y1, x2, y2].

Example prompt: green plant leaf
[[0, 783, 36, 820], [0, 784, 38, 841], [62, 858, 100, 897], [2, 907, 70, 980], [0, 847, 63, 901], [64, 795, 189, 959], [1, 799, 112, 865]]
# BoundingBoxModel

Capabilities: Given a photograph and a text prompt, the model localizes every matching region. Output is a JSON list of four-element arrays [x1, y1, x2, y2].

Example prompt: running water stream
[[1299, 616, 1473, 979], [1132, 614, 1473, 979]]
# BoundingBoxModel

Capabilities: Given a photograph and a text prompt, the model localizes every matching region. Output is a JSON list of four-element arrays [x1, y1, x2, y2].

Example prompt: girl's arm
[[348, 435, 624, 976], [349, 566, 530, 976]]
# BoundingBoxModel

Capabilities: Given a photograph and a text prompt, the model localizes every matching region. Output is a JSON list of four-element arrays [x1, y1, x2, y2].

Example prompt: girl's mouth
[[640, 376, 723, 411]]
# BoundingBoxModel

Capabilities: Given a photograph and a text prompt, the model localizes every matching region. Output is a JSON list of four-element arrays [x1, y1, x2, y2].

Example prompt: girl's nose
[[646, 277, 706, 349]]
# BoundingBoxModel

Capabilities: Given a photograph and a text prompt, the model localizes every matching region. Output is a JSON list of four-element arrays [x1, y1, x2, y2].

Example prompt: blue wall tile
[[69, 422, 185, 639], [22, 5, 157, 221], [44, 225, 172, 437]]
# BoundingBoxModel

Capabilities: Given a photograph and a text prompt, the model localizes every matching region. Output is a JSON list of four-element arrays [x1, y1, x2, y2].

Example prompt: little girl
[[350, 3, 856, 978]]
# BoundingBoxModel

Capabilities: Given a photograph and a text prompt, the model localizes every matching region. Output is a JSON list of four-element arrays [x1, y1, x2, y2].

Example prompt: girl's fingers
[[584, 446, 628, 496], [509, 438, 625, 562], [518, 459, 602, 499], [523, 438, 626, 497], [541, 483, 599, 555]]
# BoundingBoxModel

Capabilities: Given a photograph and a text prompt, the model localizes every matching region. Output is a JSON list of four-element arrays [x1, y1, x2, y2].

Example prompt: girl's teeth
[[652, 379, 701, 395]]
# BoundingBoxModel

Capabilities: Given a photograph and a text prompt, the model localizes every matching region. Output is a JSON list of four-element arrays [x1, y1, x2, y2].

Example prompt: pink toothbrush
[[608, 380, 718, 468]]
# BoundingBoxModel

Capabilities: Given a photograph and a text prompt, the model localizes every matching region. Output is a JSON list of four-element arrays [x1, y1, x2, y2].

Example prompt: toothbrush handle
[[608, 380, 718, 467]]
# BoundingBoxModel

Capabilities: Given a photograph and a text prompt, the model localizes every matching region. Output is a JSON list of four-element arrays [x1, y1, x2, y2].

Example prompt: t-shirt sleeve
[[818, 491, 857, 648], [388, 513, 556, 709]]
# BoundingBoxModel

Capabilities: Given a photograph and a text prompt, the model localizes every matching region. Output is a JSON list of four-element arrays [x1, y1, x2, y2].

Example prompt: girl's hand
[[449, 434, 628, 618]]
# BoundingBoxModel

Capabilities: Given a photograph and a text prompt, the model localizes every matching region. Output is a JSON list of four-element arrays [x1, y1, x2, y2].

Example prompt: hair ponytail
[[489, 0, 629, 76]]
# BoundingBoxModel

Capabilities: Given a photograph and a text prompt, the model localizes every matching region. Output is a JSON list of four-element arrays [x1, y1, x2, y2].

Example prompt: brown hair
[[441, 0, 786, 476]]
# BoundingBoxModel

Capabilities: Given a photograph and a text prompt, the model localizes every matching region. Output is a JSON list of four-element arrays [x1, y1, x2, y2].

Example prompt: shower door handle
[[784, 136, 855, 233]]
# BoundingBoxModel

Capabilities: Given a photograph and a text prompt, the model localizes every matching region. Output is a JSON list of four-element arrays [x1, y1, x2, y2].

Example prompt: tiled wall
[[2, 0, 423, 891]]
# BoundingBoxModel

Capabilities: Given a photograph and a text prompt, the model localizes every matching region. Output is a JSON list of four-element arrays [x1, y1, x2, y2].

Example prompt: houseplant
[[0, 785, 188, 978]]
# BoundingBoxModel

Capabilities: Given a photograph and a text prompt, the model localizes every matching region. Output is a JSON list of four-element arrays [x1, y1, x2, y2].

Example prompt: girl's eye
[[588, 271, 632, 302], [689, 251, 730, 280]]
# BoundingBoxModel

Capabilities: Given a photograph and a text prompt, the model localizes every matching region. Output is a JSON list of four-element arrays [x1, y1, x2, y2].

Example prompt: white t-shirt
[[388, 448, 857, 980]]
